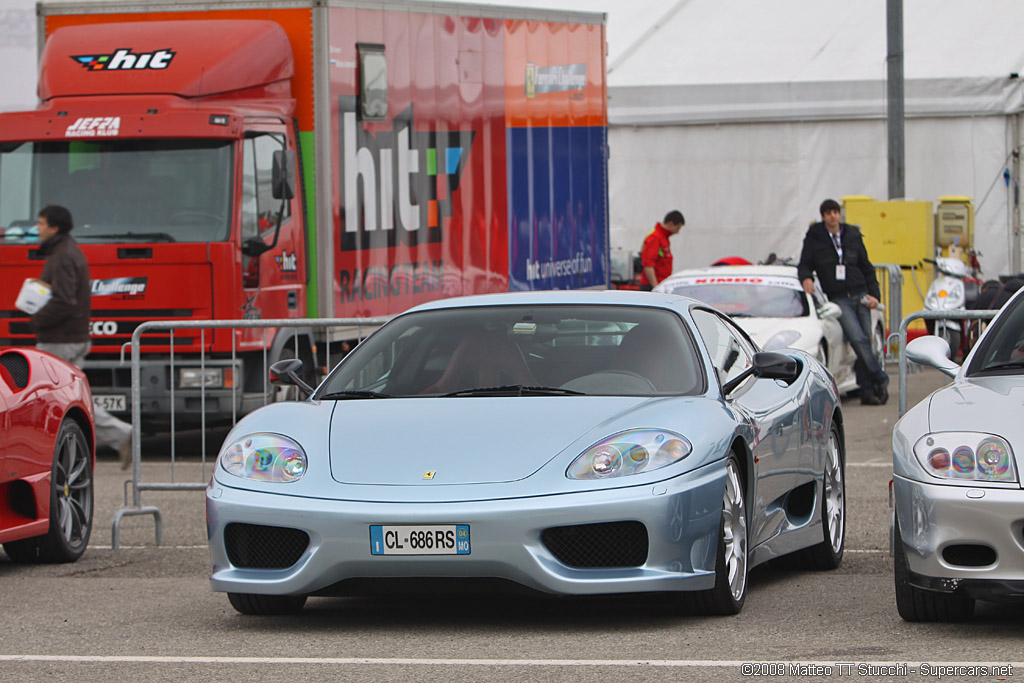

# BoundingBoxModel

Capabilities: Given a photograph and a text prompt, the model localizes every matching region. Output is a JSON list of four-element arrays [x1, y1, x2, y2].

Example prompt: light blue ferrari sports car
[[206, 291, 846, 615]]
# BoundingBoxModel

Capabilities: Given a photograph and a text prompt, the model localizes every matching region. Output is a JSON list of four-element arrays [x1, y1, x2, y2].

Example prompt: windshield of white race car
[[658, 280, 810, 318], [317, 304, 706, 398]]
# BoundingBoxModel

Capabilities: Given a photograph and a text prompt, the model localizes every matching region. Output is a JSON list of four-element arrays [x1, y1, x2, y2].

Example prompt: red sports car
[[1, 348, 95, 563]]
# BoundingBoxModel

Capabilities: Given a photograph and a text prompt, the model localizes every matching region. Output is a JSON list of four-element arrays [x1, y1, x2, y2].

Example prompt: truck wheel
[[893, 514, 974, 622], [3, 419, 93, 563], [228, 592, 307, 615]]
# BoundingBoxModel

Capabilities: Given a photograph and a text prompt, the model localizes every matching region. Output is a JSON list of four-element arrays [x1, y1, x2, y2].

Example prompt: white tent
[[0, 0, 39, 112], [474, 0, 1024, 277]]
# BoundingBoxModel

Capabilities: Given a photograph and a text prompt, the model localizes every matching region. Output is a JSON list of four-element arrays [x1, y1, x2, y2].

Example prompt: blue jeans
[[834, 295, 888, 393]]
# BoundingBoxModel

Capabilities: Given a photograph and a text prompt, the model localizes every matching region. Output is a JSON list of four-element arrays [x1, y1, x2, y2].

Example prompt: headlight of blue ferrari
[[219, 433, 307, 482], [913, 432, 1017, 484], [762, 330, 801, 352], [567, 429, 692, 480]]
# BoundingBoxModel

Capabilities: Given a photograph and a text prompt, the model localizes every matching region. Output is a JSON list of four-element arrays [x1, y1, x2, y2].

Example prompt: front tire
[[893, 514, 974, 622], [3, 419, 93, 563], [683, 455, 747, 615], [228, 592, 308, 615], [804, 422, 845, 569]]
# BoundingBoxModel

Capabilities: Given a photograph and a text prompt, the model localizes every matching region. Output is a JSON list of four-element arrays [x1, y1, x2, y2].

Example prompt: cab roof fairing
[[38, 20, 294, 103]]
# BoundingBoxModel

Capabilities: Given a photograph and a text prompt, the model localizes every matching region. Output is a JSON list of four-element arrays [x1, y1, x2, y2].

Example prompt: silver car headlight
[[219, 433, 307, 483], [913, 432, 1017, 484], [762, 330, 801, 352], [567, 429, 692, 480]]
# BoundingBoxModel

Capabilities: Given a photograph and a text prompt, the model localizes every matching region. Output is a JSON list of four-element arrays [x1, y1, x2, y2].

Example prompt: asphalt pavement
[[2, 365, 1023, 683]]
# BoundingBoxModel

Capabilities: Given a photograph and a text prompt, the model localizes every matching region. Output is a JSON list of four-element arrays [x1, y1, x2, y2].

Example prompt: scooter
[[923, 255, 979, 357]]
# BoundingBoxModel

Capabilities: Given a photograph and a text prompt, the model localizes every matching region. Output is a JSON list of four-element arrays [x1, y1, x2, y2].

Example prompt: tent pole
[[1014, 114, 1022, 274], [886, 0, 905, 200]]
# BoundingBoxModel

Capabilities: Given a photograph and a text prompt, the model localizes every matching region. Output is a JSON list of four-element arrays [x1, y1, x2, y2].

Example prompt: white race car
[[655, 265, 885, 395]]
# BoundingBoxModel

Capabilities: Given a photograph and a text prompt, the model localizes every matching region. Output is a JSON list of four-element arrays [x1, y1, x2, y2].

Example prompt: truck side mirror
[[272, 149, 295, 200]]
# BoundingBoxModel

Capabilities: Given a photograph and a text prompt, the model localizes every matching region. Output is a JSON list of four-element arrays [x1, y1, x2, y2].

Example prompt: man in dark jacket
[[797, 199, 889, 405], [31, 204, 133, 466], [31, 205, 91, 347]]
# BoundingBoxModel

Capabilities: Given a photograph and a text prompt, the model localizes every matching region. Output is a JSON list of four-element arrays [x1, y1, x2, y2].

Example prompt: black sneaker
[[874, 381, 889, 405], [860, 392, 882, 405]]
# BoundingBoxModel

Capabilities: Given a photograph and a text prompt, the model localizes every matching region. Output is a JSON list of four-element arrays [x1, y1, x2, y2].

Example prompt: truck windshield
[[0, 139, 232, 243]]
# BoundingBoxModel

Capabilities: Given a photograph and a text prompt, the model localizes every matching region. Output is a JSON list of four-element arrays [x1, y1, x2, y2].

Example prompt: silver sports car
[[893, 287, 1024, 621], [206, 291, 845, 615]]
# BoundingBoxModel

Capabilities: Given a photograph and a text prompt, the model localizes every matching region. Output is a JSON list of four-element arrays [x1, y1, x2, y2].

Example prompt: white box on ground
[[15, 278, 51, 314]]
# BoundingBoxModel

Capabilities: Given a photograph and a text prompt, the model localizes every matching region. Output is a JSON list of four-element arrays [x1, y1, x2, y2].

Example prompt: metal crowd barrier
[[112, 317, 389, 549], [874, 263, 903, 362], [895, 309, 1000, 417]]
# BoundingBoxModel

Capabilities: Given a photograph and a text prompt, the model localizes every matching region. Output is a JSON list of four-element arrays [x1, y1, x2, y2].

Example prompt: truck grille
[[541, 521, 649, 568], [224, 523, 310, 569]]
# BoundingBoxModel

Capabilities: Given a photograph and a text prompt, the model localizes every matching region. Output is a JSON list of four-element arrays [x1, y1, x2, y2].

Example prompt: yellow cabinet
[[841, 196, 934, 333]]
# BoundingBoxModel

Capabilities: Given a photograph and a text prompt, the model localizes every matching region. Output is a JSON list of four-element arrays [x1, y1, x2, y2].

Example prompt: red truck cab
[[0, 20, 310, 426]]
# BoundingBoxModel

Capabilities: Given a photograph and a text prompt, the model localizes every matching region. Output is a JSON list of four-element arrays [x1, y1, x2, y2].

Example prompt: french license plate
[[93, 394, 126, 412], [370, 524, 470, 555]]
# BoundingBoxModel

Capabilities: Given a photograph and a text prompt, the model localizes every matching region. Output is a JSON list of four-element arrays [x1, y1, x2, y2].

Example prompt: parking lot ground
[[3, 365, 1023, 683]]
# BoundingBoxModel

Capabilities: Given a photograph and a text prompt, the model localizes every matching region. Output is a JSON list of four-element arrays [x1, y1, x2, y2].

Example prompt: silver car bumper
[[207, 461, 727, 597], [893, 475, 1024, 594]]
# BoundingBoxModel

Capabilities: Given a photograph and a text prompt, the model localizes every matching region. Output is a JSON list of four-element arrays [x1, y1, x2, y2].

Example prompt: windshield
[[967, 292, 1024, 374], [0, 139, 232, 243], [659, 276, 809, 318], [318, 304, 705, 398]]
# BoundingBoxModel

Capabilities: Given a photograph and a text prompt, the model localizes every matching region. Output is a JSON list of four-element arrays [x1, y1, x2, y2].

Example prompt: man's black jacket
[[797, 221, 881, 300]]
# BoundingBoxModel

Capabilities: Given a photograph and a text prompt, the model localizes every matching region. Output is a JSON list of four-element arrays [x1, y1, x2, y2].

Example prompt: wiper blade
[[319, 390, 392, 400], [441, 384, 585, 397], [81, 232, 177, 243]]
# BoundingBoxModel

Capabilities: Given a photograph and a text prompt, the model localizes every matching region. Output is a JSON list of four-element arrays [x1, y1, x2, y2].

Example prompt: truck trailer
[[0, 0, 609, 426]]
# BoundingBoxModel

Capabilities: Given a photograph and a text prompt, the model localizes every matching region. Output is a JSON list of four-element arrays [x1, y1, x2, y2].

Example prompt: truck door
[[239, 127, 304, 320]]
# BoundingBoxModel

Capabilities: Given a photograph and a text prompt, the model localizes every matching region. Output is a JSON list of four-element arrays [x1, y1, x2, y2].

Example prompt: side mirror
[[272, 149, 296, 200], [905, 335, 960, 378], [751, 351, 801, 382], [721, 351, 802, 395], [268, 358, 314, 396], [242, 236, 270, 257], [817, 302, 842, 320]]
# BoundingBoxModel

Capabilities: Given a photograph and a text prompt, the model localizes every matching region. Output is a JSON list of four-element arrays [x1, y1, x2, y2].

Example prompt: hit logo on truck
[[338, 97, 474, 252], [71, 48, 175, 70]]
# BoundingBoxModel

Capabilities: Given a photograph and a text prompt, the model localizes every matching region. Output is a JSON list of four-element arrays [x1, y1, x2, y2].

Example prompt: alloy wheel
[[722, 458, 748, 602]]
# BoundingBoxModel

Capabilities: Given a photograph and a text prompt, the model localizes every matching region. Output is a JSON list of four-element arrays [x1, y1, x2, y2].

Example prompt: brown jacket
[[30, 232, 91, 343]]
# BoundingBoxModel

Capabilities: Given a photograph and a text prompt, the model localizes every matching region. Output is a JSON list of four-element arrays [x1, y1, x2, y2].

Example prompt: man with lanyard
[[797, 199, 889, 405], [640, 210, 685, 289]]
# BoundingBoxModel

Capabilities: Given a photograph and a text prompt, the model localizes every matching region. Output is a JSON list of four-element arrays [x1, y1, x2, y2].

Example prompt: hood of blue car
[[329, 396, 647, 485]]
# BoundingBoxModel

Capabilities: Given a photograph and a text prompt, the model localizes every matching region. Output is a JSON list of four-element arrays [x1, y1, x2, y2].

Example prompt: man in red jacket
[[641, 210, 684, 289]]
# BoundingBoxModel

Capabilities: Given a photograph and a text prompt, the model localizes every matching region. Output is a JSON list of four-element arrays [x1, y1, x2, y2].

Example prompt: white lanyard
[[830, 230, 844, 262]]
